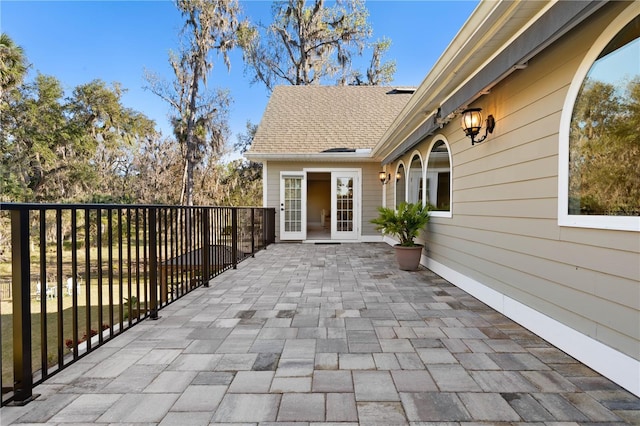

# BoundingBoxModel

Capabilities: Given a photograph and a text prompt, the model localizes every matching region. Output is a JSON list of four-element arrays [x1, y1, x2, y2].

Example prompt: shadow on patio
[[1, 242, 638, 425]]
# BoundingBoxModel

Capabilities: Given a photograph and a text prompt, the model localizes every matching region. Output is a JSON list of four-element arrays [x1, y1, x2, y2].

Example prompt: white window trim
[[558, 3, 640, 232], [426, 135, 453, 219]]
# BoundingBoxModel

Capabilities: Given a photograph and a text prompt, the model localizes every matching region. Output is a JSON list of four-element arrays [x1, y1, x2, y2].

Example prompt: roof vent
[[322, 147, 356, 153], [388, 87, 416, 94]]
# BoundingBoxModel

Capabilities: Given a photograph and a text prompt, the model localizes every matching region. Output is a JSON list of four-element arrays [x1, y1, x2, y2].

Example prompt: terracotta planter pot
[[394, 245, 423, 271]]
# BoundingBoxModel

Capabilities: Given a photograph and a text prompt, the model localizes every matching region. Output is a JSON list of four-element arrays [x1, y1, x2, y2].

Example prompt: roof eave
[[245, 152, 376, 163], [372, 0, 516, 158], [377, 0, 608, 165]]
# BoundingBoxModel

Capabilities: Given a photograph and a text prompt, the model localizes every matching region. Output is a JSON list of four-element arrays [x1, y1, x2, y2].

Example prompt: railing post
[[202, 208, 210, 287], [148, 208, 158, 320], [10, 208, 35, 405], [232, 208, 238, 269], [251, 208, 255, 257], [268, 208, 276, 244], [262, 209, 268, 248]]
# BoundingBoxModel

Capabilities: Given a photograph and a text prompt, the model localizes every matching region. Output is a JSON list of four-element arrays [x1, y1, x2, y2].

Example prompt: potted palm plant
[[371, 202, 431, 271]]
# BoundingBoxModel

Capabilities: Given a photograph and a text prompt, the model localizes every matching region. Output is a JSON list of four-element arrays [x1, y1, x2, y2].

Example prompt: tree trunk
[[184, 58, 202, 206], [180, 157, 188, 205]]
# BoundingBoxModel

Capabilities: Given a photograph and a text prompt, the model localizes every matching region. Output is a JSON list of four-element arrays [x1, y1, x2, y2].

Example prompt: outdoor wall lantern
[[461, 108, 495, 145], [379, 171, 402, 185]]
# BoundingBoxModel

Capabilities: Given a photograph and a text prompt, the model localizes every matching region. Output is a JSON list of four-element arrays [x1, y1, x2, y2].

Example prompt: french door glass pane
[[284, 177, 302, 232], [336, 177, 353, 232]]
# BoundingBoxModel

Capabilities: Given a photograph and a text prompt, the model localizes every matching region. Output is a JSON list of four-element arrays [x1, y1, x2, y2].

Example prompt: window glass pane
[[569, 16, 640, 216], [395, 164, 406, 207], [408, 155, 423, 204], [426, 141, 451, 211]]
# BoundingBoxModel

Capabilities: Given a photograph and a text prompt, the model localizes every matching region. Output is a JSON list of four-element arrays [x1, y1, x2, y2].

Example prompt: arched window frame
[[407, 150, 425, 206], [558, 3, 640, 232], [425, 135, 453, 218], [394, 161, 406, 209]]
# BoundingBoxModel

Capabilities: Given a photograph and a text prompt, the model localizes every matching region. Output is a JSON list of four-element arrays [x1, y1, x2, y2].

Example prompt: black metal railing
[[0, 203, 276, 406]]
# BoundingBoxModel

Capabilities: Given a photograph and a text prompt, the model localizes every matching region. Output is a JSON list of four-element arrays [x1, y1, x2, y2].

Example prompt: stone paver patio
[[1, 242, 639, 425]]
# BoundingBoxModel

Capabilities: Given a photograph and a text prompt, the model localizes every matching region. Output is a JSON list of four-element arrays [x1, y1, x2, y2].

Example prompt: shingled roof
[[247, 86, 415, 158]]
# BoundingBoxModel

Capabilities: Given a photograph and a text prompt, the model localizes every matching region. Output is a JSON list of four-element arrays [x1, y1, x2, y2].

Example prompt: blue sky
[[2, 0, 479, 153]]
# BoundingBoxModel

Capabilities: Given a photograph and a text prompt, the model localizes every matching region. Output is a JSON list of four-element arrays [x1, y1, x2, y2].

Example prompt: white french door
[[280, 172, 306, 240], [331, 171, 359, 240]]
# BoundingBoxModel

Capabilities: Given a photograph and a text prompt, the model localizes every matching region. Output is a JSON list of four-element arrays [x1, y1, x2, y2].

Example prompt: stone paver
[[277, 393, 325, 421], [227, 371, 274, 393], [391, 370, 438, 392], [170, 384, 226, 412], [144, 370, 198, 393], [327, 392, 358, 422], [98, 393, 180, 423], [158, 411, 212, 426], [1, 243, 639, 425], [270, 376, 312, 392], [48, 394, 121, 423], [353, 371, 399, 401], [211, 393, 280, 422], [400, 392, 471, 422], [313, 370, 354, 392], [356, 401, 408, 425]]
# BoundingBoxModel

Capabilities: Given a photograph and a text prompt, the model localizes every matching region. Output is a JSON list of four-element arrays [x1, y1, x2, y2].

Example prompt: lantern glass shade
[[379, 171, 387, 183], [461, 108, 483, 137]]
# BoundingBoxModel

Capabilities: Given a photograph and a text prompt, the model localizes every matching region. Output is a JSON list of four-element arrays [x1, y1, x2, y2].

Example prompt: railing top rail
[[0, 203, 274, 211]]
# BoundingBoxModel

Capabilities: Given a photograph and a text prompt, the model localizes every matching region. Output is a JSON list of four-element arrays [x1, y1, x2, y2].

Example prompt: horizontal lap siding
[[397, 4, 639, 360], [360, 162, 384, 236], [427, 234, 639, 358], [265, 161, 280, 239], [434, 225, 639, 302]]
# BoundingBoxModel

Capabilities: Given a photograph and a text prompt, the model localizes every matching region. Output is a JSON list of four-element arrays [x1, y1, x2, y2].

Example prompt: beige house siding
[[266, 161, 383, 241], [387, 4, 639, 361], [360, 163, 384, 236]]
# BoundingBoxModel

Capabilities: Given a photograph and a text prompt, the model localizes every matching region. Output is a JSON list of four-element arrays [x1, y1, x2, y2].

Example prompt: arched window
[[426, 138, 452, 216], [559, 7, 639, 231], [395, 163, 406, 208], [408, 154, 423, 205]]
